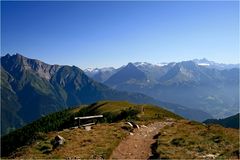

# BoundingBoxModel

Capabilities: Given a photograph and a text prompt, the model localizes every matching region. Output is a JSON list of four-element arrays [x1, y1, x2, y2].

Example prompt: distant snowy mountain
[[84, 67, 118, 82], [133, 62, 151, 67], [85, 59, 239, 84], [156, 62, 168, 67], [2, 54, 213, 135], [193, 58, 239, 70], [85, 59, 239, 119], [105, 63, 147, 86]]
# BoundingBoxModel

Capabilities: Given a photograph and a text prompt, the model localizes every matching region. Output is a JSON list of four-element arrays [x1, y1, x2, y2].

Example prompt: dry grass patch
[[154, 120, 239, 159], [10, 123, 128, 159]]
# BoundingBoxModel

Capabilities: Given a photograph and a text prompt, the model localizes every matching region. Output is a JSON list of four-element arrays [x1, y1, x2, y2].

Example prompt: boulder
[[52, 135, 65, 148], [126, 122, 133, 127], [130, 121, 140, 129], [126, 121, 139, 129], [85, 126, 91, 131]]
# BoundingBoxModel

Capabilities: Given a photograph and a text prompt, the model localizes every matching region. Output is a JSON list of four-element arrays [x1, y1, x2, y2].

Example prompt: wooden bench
[[81, 122, 95, 127], [74, 115, 103, 129]]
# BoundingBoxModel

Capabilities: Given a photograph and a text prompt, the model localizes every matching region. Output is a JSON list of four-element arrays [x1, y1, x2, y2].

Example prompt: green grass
[[86, 101, 183, 121], [7, 123, 128, 159], [153, 120, 239, 159], [1, 100, 182, 157], [2, 101, 239, 159]]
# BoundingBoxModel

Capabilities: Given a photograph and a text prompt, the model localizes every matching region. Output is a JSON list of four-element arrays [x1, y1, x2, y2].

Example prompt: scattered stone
[[200, 153, 219, 159], [126, 122, 133, 127], [130, 132, 134, 136], [130, 121, 139, 129], [126, 121, 140, 129], [166, 118, 174, 122], [63, 129, 70, 132], [136, 124, 140, 129], [52, 135, 65, 149], [55, 135, 65, 145], [71, 126, 79, 129], [141, 125, 148, 128], [85, 126, 91, 131]]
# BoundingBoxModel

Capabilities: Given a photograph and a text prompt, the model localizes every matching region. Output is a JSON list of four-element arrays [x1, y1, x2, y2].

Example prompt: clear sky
[[1, 1, 239, 69]]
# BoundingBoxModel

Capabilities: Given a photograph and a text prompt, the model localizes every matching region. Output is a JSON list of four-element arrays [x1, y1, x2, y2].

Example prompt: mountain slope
[[152, 120, 239, 159], [1, 54, 211, 135], [1, 67, 24, 133], [1, 101, 182, 157], [203, 113, 239, 129], [193, 58, 239, 70], [102, 61, 239, 118], [84, 67, 118, 82], [1, 101, 238, 159], [105, 63, 147, 86]]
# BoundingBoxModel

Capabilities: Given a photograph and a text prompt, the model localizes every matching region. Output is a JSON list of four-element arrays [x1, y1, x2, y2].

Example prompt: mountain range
[[85, 59, 239, 119], [1, 54, 212, 135], [204, 113, 239, 129]]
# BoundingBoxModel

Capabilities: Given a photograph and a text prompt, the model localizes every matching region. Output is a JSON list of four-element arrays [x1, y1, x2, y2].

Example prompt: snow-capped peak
[[198, 63, 210, 66], [156, 62, 168, 67], [84, 68, 100, 73], [84, 67, 115, 73], [133, 62, 152, 67], [192, 58, 214, 65]]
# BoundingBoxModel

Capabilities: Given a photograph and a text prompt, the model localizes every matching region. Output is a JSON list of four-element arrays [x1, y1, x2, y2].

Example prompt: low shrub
[[171, 138, 185, 146]]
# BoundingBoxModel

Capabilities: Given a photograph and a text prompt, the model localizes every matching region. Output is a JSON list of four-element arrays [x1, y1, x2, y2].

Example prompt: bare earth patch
[[110, 120, 174, 159]]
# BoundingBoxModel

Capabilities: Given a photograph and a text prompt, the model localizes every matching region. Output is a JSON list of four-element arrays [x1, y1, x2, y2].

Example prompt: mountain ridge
[[86, 60, 239, 118], [203, 113, 239, 129], [1, 54, 212, 135]]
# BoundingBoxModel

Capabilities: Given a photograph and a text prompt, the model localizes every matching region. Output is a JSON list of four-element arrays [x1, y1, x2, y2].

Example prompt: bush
[[211, 135, 222, 143], [1, 108, 73, 157], [116, 107, 140, 121], [171, 138, 185, 146], [102, 112, 118, 123], [100, 107, 140, 123], [40, 144, 52, 154]]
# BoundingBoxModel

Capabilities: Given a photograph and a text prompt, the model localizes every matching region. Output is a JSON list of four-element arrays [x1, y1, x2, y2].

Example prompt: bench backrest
[[74, 115, 103, 120]]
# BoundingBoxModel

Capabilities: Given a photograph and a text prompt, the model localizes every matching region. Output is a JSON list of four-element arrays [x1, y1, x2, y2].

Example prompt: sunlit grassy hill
[[1, 101, 239, 159], [1, 101, 182, 158], [152, 120, 239, 159]]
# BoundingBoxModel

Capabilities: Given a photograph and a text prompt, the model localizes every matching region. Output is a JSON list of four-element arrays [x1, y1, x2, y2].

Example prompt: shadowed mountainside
[[203, 113, 239, 129], [1, 54, 212, 135]]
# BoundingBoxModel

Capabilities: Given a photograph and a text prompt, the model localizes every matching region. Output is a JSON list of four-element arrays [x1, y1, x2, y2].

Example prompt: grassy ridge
[[85, 101, 183, 122], [8, 123, 128, 159], [1, 101, 181, 157], [1, 108, 75, 157], [153, 120, 239, 159]]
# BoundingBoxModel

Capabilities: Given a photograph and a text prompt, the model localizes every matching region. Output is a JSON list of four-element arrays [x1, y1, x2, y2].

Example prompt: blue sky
[[1, 1, 239, 68]]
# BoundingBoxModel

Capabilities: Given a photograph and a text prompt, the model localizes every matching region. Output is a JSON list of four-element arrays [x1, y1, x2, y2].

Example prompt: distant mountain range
[[1, 54, 212, 135], [85, 59, 239, 119], [204, 113, 239, 129], [192, 58, 239, 70]]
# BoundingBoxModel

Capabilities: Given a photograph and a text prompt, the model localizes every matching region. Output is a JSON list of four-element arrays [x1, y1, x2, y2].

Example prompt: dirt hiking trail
[[110, 120, 174, 159]]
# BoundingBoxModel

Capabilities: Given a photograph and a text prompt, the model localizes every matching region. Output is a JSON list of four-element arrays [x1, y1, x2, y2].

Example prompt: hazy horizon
[[1, 1, 239, 68]]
